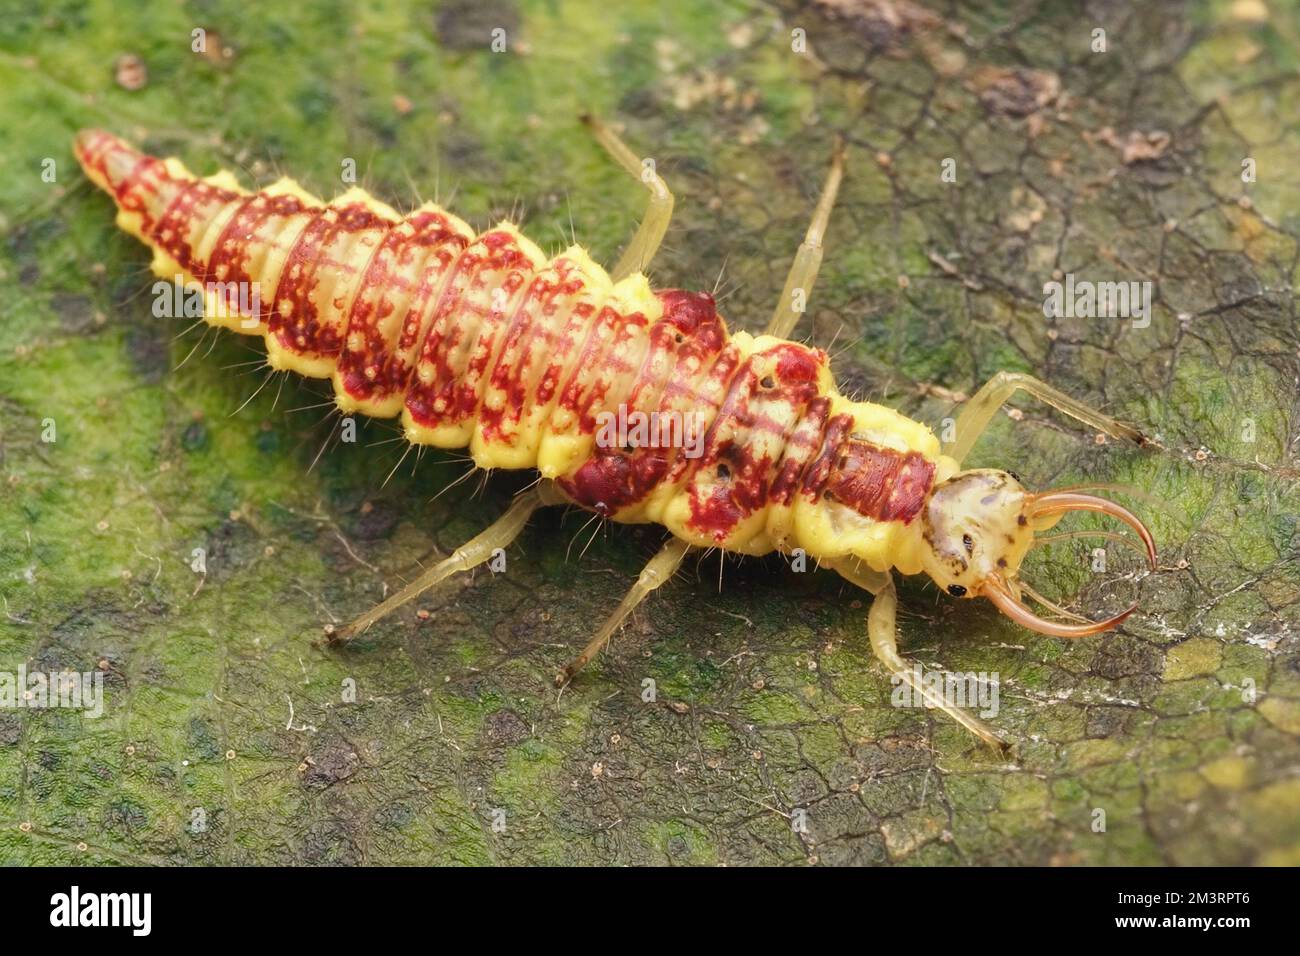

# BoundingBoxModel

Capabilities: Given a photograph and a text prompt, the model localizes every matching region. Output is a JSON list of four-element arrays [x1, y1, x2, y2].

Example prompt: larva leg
[[554, 537, 692, 686], [869, 575, 1010, 752], [581, 114, 674, 281], [944, 370, 1148, 466], [333, 482, 563, 642], [766, 136, 847, 338], [830, 559, 1009, 752]]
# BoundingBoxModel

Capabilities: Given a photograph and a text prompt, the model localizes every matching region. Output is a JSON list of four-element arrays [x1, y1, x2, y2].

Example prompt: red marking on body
[[559, 291, 728, 515], [405, 229, 538, 429], [111, 155, 161, 216], [769, 397, 832, 505], [551, 297, 648, 434], [804, 425, 936, 524], [656, 357, 739, 506], [478, 258, 588, 443], [801, 413, 854, 497], [575, 309, 649, 433], [150, 180, 223, 279], [826, 443, 934, 522], [535, 300, 596, 406], [336, 209, 469, 406], [453, 276, 528, 415], [625, 290, 729, 434], [654, 290, 728, 352], [684, 447, 774, 538], [267, 208, 334, 352], [773, 344, 822, 384], [553, 304, 616, 418], [75, 130, 190, 244], [205, 193, 309, 319], [561, 447, 673, 518], [268, 203, 393, 358], [682, 340, 826, 541]]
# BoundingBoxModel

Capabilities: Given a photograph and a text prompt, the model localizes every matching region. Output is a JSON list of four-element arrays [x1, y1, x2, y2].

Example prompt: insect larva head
[[919, 469, 1034, 599], [921, 471, 1159, 637]]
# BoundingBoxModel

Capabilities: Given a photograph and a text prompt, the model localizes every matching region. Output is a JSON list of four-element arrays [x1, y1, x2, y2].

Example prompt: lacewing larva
[[74, 122, 1156, 749]]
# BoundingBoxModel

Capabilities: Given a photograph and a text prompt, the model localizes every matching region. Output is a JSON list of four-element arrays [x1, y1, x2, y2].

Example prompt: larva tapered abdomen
[[74, 129, 947, 570]]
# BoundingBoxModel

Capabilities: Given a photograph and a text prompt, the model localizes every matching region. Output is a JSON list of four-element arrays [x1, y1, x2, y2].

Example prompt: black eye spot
[[997, 558, 1007, 568], [962, 533, 974, 555], [717, 464, 731, 481], [1017, 514, 1027, 526], [675, 333, 685, 344], [760, 375, 775, 389], [947, 584, 967, 597]]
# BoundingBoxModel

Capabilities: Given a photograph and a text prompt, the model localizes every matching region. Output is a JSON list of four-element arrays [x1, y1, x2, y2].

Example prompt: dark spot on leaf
[[1091, 637, 1161, 680], [434, 0, 520, 52], [103, 797, 148, 836], [968, 65, 1061, 117], [0, 715, 21, 745], [255, 425, 281, 454], [299, 820, 361, 865], [374, 802, 415, 829], [51, 292, 93, 333], [302, 736, 360, 789], [1086, 706, 1129, 739], [482, 708, 529, 747], [124, 323, 168, 383], [187, 717, 221, 761], [293, 83, 335, 125], [347, 500, 399, 541], [182, 420, 208, 452]]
